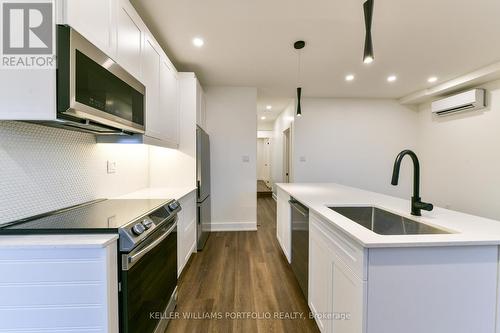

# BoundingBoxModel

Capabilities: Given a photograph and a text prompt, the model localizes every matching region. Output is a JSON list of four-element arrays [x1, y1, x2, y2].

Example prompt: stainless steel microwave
[[55, 25, 145, 135]]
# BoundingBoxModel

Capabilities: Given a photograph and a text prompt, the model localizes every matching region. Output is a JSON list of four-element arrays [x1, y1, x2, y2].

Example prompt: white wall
[[417, 79, 500, 220], [0, 121, 150, 224], [270, 101, 295, 192], [205, 87, 257, 231], [291, 98, 418, 198]]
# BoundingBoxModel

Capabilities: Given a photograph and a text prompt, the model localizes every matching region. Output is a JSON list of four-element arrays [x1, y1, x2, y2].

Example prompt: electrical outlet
[[242, 155, 250, 163], [300, 156, 306, 162], [107, 160, 117, 174]]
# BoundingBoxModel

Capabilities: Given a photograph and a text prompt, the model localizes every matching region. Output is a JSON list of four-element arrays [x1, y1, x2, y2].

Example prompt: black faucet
[[391, 150, 433, 216]]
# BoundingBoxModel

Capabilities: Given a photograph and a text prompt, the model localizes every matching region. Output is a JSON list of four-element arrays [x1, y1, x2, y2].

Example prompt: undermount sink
[[328, 206, 451, 235]]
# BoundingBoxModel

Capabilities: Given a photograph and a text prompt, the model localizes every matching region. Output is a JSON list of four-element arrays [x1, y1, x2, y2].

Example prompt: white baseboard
[[210, 222, 257, 232]]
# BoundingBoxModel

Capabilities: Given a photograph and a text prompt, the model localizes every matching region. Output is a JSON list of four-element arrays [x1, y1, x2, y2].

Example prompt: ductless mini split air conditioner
[[431, 89, 486, 116]]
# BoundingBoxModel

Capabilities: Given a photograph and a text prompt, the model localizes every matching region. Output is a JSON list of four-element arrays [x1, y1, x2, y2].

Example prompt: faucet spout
[[391, 150, 433, 216]]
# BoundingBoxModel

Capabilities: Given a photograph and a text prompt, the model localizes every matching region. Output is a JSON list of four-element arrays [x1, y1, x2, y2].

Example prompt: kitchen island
[[276, 182, 500, 333]]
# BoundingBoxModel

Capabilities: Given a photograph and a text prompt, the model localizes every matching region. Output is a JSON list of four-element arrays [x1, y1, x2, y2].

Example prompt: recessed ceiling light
[[387, 75, 397, 83], [266, 105, 272, 110], [345, 74, 355, 81], [260, 116, 267, 120], [192, 37, 204, 47], [427, 76, 438, 83]]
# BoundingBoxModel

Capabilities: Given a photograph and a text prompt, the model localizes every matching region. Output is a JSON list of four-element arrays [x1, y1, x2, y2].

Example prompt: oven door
[[120, 218, 178, 333]]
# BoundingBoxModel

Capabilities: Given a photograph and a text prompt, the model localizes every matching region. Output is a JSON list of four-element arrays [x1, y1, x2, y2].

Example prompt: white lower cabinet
[[307, 211, 498, 333], [276, 187, 291, 262], [0, 236, 119, 332], [177, 190, 197, 276], [309, 216, 366, 333]]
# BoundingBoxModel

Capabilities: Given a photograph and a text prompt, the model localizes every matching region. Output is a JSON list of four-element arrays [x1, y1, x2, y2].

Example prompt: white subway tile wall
[[0, 121, 150, 225]]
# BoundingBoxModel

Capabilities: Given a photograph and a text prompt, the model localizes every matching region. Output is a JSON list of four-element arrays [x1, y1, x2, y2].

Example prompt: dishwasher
[[289, 198, 309, 299]]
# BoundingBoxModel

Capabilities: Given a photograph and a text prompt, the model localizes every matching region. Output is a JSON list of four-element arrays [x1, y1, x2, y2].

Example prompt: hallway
[[166, 197, 319, 332]]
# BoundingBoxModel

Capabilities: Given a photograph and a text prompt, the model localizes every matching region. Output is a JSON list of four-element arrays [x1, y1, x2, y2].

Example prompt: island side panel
[[366, 246, 498, 333]]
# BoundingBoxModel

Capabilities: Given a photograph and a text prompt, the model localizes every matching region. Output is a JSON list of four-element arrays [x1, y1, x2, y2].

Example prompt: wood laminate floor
[[165, 197, 319, 333], [257, 180, 273, 198]]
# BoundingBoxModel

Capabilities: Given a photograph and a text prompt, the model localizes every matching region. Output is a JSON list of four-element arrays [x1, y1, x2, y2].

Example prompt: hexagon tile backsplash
[[0, 121, 150, 225]]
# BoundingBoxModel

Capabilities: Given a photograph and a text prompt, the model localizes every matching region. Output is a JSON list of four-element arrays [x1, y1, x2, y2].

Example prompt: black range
[[0, 197, 182, 333], [0, 198, 181, 252]]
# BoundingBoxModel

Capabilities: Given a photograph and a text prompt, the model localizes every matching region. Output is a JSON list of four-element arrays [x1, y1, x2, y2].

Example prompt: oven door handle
[[123, 220, 177, 270]]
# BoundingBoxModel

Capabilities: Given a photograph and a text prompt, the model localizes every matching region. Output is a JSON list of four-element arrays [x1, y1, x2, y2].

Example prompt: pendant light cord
[[297, 50, 302, 87]]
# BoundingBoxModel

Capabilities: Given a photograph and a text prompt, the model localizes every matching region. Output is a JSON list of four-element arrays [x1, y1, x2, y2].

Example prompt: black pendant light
[[296, 87, 302, 117], [294, 40, 305, 117], [363, 0, 374, 64]]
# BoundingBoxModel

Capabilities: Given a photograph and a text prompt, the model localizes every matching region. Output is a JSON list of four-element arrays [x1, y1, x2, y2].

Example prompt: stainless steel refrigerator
[[196, 126, 211, 250]]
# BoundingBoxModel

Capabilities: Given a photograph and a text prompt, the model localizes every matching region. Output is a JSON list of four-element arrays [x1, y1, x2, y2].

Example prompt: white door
[[142, 35, 161, 140], [64, 0, 115, 56], [331, 260, 365, 333], [263, 139, 271, 185], [159, 59, 179, 146], [116, 0, 143, 79], [309, 223, 334, 333]]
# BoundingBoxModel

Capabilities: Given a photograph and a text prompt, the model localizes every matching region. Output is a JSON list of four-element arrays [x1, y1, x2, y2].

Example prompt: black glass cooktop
[[0, 199, 170, 234]]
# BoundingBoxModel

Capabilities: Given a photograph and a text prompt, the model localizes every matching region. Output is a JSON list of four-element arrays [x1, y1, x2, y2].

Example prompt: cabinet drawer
[[310, 212, 367, 280]]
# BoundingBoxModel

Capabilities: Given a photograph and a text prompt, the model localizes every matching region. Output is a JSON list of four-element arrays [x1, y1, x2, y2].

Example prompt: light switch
[[299, 156, 306, 162], [107, 160, 117, 174], [242, 155, 250, 163]]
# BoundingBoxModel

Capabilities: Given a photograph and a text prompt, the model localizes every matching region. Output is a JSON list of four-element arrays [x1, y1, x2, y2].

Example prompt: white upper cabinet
[[116, 0, 143, 80], [9, 0, 181, 149], [142, 35, 162, 140], [196, 80, 207, 129], [159, 59, 180, 147], [61, 0, 116, 57]]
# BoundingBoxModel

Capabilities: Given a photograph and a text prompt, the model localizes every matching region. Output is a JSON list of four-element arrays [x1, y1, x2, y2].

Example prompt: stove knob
[[168, 201, 179, 211], [142, 219, 153, 229], [132, 223, 145, 236]]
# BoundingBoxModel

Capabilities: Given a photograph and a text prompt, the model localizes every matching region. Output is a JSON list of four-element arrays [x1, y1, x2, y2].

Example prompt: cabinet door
[[309, 223, 334, 333], [196, 81, 206, 129], [177, 191, 197, 276], [276, 189, 291, 262], [116, 0, 143, 79], [331, 261, 365, 333], [64, 0, 115, 56], [142, 35, 161, 140], [159, 59, 179, 147]]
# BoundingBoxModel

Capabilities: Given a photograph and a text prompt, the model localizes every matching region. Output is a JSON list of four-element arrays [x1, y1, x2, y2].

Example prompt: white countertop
[[115, 186, 196, 200], [277, 182, 500, 248], [0, 234, 118, 249]]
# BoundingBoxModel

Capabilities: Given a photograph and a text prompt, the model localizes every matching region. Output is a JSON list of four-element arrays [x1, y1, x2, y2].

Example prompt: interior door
[[263, 139, 271, 185]]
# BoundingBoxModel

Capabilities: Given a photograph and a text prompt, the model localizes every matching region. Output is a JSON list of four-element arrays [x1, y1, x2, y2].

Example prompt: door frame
[[283, 127, 291, 183]]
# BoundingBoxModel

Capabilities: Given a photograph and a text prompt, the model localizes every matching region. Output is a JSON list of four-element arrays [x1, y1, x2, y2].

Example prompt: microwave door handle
[[123, 221, 177, 270]]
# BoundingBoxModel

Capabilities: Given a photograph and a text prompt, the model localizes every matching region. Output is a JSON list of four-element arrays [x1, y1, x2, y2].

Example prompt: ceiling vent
[[431, 89, 486, 116]]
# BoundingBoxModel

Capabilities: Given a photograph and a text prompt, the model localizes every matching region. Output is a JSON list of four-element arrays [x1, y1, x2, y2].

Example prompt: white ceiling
[[132, 0, 500, 123]]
